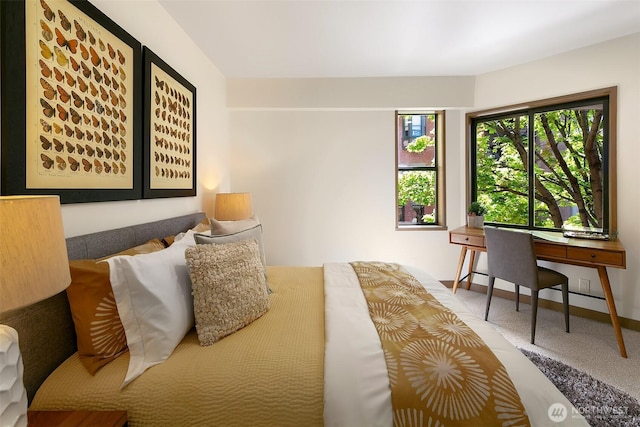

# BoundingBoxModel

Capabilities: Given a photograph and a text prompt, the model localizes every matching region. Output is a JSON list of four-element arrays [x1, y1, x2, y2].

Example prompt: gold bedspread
[[31, 266, 325, 427], [350, 262, 531, 427]]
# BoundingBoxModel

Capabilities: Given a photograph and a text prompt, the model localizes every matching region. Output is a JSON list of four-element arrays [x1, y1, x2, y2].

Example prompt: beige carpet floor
[[453, 288, 640, 402]]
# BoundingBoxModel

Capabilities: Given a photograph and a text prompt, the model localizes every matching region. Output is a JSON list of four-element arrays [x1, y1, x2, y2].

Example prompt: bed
[[1, 212, 587, 426]]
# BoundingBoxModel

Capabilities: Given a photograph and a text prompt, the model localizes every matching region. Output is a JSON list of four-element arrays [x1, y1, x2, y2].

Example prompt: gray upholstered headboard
[[0, 212, 206, 403]]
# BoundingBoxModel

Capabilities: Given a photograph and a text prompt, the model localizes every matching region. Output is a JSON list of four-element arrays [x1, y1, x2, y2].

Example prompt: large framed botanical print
[[1, 0, 142, 203], [143, 47, 196, 199]]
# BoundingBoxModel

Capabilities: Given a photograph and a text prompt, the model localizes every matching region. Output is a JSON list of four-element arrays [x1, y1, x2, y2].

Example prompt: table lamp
[[1, 196, 71, 427], [214, 193, 253, 221]]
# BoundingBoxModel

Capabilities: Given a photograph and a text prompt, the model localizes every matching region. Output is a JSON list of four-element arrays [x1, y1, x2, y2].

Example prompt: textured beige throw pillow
[[185, 239, 270, 346]]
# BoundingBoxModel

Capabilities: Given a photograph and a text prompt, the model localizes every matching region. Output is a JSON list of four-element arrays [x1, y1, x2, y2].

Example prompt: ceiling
[[159, 0, 640, 79]]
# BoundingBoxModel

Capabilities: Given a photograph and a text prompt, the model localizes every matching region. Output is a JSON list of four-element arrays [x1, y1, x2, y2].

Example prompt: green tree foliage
[[406, 135, 434, 153], [476, 106, 604, 229], [397, 171, 436, 208]]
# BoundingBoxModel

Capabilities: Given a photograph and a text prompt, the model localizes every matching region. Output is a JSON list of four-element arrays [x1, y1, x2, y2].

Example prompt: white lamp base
[[0, 325, 28, 427]]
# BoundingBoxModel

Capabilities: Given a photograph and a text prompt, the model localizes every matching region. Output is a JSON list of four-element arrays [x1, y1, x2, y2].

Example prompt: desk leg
[[452, 246, 468, 294], [466, 250, 476, 290], [597, 266, 628, 358]]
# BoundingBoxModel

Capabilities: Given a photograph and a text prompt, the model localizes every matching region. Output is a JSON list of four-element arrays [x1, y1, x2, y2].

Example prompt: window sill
[[396, 225, 448, 231]]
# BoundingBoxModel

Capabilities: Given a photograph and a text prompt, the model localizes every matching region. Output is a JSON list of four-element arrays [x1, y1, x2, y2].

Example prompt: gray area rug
[[521, 349, 640, 426]]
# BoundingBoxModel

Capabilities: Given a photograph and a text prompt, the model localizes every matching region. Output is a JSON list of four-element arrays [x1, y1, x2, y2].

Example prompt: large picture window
[[468, 87, 617, 233], [396, 111, 446, 228]]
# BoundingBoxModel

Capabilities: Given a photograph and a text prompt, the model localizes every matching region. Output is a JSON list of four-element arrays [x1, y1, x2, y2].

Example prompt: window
[[396, 111, 446, 228], [468, 87, 617, 233]]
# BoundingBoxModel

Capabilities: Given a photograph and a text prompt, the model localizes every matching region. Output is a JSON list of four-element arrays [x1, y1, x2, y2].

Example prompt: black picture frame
[[1, 0, 142, 203], [143, 47, 196, 199]]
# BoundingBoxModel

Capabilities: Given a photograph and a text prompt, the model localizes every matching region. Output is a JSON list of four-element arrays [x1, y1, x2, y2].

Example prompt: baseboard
[[441, 280, 640, 333]]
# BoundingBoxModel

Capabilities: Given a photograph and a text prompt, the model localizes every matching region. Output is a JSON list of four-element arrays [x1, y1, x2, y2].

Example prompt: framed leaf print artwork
[[143, 47, 196, 199], [0, 0, 142, 203]]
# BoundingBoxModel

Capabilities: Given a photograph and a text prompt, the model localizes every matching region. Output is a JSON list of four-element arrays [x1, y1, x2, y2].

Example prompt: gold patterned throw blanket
[[350, 262, 531, 427]]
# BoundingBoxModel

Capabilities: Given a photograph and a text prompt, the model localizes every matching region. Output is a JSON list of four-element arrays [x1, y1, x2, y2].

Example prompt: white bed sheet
[[323, 262, 588, 427]]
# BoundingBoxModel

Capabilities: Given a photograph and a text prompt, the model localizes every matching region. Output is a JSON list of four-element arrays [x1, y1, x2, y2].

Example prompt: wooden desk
[[449, 226, 628, 357]]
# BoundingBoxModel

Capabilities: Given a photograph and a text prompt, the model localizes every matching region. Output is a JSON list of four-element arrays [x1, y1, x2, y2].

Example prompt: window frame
[[395, 110, 447, 230], [466, 87, 617, 233]]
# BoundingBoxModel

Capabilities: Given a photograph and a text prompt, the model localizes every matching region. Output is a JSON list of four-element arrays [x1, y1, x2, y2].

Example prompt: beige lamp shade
[[214, 193, 253, 221], [0, 195, 71, 313]]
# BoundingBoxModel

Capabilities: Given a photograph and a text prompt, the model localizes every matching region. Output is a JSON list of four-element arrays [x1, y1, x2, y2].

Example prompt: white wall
[[229, 34, 640, 321], [229, 76, 475, 279], [0, 0, 230, 237], [227, 77, 475, 109], [231, 109, 464, 278]]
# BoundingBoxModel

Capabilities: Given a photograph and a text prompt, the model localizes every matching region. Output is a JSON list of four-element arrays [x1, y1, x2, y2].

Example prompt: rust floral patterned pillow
[[66, 239, 165, 375], [192, 217, 211, 233], [162, 218, 211, 247]]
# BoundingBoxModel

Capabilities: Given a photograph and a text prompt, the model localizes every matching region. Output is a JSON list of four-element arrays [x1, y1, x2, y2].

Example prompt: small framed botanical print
[[142, 47, 196, 199]]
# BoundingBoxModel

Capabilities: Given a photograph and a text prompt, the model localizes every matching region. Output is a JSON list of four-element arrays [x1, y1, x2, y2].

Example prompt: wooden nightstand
[[28, 410, 128, 426]]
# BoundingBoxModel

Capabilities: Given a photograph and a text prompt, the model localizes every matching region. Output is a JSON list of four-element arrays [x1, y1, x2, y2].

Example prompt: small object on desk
[[27, 410, 128, 427], [563, 230, 610, 240], [562, 226, 614, 241], [466, 201, 487, 228]]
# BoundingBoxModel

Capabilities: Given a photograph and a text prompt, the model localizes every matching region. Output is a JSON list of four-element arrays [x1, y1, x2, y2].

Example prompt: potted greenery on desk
[[467, 201, 487, 228]]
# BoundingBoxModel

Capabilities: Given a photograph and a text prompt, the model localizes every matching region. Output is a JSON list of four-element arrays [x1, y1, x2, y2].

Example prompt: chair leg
[[530, 290, 539, 344], [515, 284, 520, 312], [485, 277, 495, 321], [562, 282, 570, 333]]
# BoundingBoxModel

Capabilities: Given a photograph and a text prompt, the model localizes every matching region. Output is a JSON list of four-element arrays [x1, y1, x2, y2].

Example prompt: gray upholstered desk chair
[[484, 226, 570, 344]]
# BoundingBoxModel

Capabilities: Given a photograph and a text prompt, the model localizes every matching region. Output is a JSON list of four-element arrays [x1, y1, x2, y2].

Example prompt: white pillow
[[106, 231, 196, 388], [210, 214, 260, 235], [173, 225, 211, 243]]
